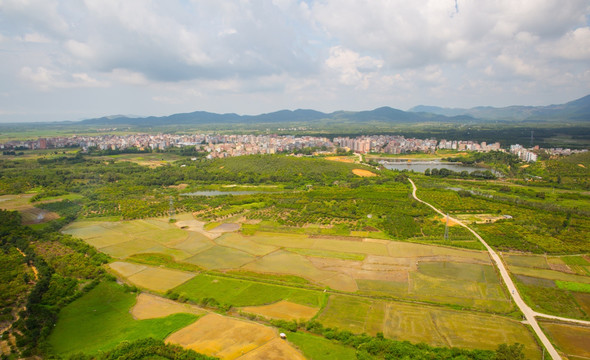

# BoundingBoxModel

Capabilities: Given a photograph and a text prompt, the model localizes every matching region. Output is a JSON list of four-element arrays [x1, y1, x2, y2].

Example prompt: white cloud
[[325, 46, 383, 88], [20, 66, 109, 90], [1, 0, 590, 122]]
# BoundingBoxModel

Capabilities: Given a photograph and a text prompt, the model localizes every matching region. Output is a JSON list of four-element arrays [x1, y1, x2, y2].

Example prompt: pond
[[181, 190, 270, 196], [380, 160, 495, 174]]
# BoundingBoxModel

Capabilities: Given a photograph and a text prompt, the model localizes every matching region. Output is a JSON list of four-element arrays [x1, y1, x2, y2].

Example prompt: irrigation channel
[[407, 178, 590, 360]]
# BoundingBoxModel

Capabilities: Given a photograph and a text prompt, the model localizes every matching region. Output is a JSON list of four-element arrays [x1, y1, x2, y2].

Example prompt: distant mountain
[[80, 107, 466, 127], [409, 94, 590, 121], [78, 94, 589, 127]]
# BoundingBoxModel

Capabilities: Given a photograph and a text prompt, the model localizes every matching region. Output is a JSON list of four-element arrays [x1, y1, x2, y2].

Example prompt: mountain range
[[81, 94, 590, 127]]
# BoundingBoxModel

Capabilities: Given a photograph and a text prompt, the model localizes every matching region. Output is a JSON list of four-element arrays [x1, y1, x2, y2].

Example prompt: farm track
[[408, 178, 583, 360]]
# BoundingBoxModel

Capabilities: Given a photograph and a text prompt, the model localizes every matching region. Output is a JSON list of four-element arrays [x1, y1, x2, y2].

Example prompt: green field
[[48, 281, 199, 356], [317, 294, 541, 359], [286, 331, 358, 360], [172, 274, 325, 308]]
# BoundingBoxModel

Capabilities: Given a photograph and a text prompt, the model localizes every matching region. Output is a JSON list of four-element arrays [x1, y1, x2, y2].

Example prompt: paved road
[[408, 178, 562, 360]]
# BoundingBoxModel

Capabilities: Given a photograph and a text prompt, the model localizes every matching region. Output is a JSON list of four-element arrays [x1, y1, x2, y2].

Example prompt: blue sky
[[0, 0, 589, 122]]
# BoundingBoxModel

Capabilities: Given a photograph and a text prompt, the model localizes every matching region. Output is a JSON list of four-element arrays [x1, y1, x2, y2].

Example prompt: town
[[2, 133, 586, 162]]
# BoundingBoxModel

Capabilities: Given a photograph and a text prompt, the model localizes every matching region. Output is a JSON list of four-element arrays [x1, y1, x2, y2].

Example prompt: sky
[[0, 0, 589, 123]]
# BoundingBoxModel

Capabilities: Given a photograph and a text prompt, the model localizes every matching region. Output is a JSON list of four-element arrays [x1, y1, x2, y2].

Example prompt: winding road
[[408, 178, 571, 360]]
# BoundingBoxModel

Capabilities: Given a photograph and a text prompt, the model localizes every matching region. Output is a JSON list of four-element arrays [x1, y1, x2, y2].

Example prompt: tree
[[495, 343, 525, 360]]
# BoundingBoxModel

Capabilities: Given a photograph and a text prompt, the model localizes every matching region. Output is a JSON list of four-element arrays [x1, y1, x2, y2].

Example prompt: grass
[[172, 273, 324, 307], [48, 281, 199, 356], [126, 253, 202, 272], [508, 266, 590, 284], [183, 246, 255, 269], [286, 331, 358, 360], [516, 281, 586, 319], [555, 280, 590, 293]]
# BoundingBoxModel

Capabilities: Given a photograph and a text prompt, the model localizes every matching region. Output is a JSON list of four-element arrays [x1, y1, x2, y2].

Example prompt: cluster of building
[[2, 132, 585, 163], [509, 144, 538, 162]]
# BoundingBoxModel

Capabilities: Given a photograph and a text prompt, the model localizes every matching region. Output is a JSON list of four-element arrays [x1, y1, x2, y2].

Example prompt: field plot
[[0, 194, 60, 224], [243, 250, 358, 292], [109, 261, 195, 292], [318, 295, 541, 359], [48, 282, 198, 356], [173, 274, 324, 307], [184, 246, 255, 269], [131, 293, 207, 319], [503, 253, 550, 269], [165, 313, 304, 360], [540, 321, 590, 359], [215, 233, 278, 256], [240, 300, 319, 321], [509, 266, 590, 284]]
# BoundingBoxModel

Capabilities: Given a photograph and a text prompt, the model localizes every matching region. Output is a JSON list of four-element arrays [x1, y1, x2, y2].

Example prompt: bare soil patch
[[240, 300, 318, 321], [168, 183, 189, 190], [325, 156, 354, 163], [166, 313, 277, 360], [131, 293, 206, 320], [236, 338, 306, 360], [548, 262, 574, 274], [211, 223, 241, 233], [352, 169, 377, 177]]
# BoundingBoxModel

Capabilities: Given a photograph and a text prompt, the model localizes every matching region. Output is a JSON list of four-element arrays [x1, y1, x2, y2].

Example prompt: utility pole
[[169, 197, 175, 221], [444, 213, 449, 241]]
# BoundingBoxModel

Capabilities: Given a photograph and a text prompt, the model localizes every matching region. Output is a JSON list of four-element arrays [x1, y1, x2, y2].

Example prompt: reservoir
[[181, 190, 267, 196], [380, 160, 492, 174]]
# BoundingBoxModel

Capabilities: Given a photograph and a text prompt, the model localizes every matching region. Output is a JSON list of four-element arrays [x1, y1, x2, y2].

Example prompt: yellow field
[[236, 338, 306, 360], [165, 313, 304, 360], [540, 321, 590, 359], [131, 293, 206, 319], [318, 295, 541, 359], [108, 261, 195, 292], [325, 156, 355, 163], [352, 168, 377, 177], [240, 300, 319, 321]]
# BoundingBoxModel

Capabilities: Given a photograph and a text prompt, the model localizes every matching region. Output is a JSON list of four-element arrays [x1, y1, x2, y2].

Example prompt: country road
[[408, 178, 562, 360]]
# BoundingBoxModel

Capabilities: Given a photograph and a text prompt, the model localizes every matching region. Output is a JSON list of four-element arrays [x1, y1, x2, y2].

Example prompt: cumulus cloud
[[1, 0, 589, 121], [20, 66, 109, 90]]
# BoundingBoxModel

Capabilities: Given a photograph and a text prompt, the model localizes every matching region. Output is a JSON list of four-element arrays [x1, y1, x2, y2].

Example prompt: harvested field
[[243, 250, 357, 292], [131, 293, 206, 320], [109, 261, 147, 277], [184, 246, 255, 269], [515, 274, 556, 288], [540, 321, 590, 359], [352, 169, 377, 177], [318, 295, 541, 359], [240, 300, 318, 321], [128, 267, 195, 292], [109, 261, 195, 292], [215, 233, 278, 256], [236, 338, 306, 360], [386, 241, 490, 262], [211, 223, 241, 232], [165, 313, 279, 360], [573, 292, 590, 315], [171, 233, 214, 254], [503, 254, 550, 269], [325, 156, 355, 163]]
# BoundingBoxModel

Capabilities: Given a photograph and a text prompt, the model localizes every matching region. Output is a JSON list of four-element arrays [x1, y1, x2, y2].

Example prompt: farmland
[[2, 150, 590, 359], [47, 281, 199, 356]]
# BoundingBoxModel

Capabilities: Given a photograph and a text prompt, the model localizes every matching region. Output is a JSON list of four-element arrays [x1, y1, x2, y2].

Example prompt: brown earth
[[325, 156, 355, 163], [240, 300, 318, 321], [236, 338, 306, 360], [166, 313, 285, 360], [540, 321, 590, 359], [352, 169, 377, 177]]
